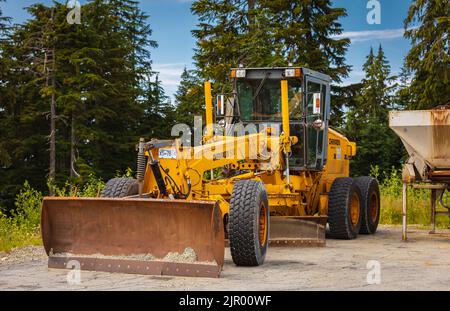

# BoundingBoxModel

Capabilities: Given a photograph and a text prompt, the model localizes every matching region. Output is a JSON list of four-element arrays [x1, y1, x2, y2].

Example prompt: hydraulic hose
[[439, 188, 450, 210]]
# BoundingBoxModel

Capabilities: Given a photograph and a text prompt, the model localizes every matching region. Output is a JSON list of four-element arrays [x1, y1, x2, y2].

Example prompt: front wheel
[[228, 180, 269, 266]]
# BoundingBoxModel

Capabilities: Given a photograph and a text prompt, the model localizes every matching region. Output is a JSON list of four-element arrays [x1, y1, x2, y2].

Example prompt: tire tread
[[229, 180, 268, 266], [101, 177, 138, 198]]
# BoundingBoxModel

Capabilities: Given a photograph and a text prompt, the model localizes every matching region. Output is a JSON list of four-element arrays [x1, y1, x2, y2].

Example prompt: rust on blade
[[41, 197, 224, 276], [224, 216, 326, 247], [48, 256, 221, 278], [431, 108, 450, 162], [269, 216, 326, 247], [269, 238, 325, 247]]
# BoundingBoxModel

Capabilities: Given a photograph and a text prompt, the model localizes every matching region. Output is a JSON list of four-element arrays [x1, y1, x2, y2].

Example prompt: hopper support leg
[[430, 189, 437, 234], [402, 183, 408, 241]]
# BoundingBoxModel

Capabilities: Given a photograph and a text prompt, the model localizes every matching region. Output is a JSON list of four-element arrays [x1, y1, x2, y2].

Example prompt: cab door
[[303, 76, 330, 170]]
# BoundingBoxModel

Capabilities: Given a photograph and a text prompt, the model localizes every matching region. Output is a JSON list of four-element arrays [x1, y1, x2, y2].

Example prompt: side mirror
[[313, 93, 321, 115], [312, 119, 324, 130], [216, 94, 225, 116]]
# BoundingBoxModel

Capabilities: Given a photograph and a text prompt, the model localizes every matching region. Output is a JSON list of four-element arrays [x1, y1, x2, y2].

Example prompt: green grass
[[380, 194, 450, 229], [375, 166, 450, 229], [0, 181, 42, 252], [0, 219, 42, 252]]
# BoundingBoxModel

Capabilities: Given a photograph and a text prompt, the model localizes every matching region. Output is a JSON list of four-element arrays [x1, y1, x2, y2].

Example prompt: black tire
[[101, 177, 139, 198], [328, 177, 362, 239], [355, 176, 380, 234], [228, 180, 269, 266]]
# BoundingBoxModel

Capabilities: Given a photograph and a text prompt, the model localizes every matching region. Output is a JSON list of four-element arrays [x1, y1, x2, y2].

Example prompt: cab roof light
[[231, 69, 246, 78], [285, 68, 301, 78]]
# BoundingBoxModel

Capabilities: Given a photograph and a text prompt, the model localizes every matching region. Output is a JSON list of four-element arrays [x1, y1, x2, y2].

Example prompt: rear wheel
[[228, 180, 269, 266], [328, 177, 362, 239], [101, 177, 139, 198], [355, 176, 380, 234]]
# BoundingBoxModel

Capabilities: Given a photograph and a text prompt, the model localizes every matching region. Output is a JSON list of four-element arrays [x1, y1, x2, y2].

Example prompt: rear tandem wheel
[[101, 177, 139, 198], [354, 176, 381, 234], [327, 177, 363, 240]]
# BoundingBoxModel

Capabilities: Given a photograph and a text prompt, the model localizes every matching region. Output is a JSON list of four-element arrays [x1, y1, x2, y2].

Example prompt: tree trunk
[[70, 112, 77, 180], [48, 9, 56, 195], [49, 62, 56, 194], [247, 0, 255, 25]]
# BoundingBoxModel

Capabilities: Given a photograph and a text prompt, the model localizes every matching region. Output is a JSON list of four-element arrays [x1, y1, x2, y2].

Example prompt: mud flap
[[41, 197, 224, 278]]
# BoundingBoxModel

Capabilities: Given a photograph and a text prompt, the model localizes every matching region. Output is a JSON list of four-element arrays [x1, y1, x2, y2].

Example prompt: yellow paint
[[143, 70, 357, 221], [204, 81, 213, 138], [281, 80, 290, 142]]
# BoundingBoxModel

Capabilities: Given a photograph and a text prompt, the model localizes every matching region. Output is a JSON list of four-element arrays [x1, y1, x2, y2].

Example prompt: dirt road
[[1, 225, 450, 291]]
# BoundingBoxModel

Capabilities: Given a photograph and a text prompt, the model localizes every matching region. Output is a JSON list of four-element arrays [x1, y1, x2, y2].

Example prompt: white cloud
[[339, 70, 365, 86], [152, 63, 193, 101], [340, 70, 401, 87], [333, 28, 406, 42], [340, 70, 365, 86]]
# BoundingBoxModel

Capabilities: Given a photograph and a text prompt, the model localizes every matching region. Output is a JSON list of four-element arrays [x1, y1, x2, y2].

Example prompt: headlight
[[236, 69, 246, 78]]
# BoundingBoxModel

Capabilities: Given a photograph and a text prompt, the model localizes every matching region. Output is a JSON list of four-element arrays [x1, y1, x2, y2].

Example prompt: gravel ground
[[0, 246, 47, 266], [0, 225, 450, 291]]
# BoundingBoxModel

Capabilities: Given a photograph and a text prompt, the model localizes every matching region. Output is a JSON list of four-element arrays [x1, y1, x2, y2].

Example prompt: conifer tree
[[191, 0, 350, 87], [0, 0, 163, 200], [0, 0, 11, 168], [262, 0, 350, 82], [191, 0, 258, 90], [174, 68, 205, 127], [345, 46, 404, 176], [396, 63, 414, 109], [139, 75, 175, 139], [330, 83, 363, 129], [403, 0, 450, 109]]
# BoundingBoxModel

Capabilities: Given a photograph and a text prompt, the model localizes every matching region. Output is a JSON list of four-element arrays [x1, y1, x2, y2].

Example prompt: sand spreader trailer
[[389, 106, 450, 240]]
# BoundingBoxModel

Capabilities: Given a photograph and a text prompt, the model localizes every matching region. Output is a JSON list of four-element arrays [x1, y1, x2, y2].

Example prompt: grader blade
[[41, 197, 225, 278], [269, 216, 327, 247]]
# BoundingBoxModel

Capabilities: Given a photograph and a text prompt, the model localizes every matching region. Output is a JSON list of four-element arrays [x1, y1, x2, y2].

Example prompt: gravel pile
[[0, 244, 218, 267], [51, 247, 201, 264], [0, 246, 47, 266], [163, 247, 197, 263], [51, 252, 156, 261]]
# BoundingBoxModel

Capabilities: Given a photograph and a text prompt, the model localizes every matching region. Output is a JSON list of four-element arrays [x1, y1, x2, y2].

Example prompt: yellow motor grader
[[41, 67, 381, 278]]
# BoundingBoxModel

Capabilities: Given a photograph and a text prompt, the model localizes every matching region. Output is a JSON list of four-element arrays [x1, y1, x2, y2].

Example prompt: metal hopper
[[389, 107, 450, 182], [389, 107, 450, 240]]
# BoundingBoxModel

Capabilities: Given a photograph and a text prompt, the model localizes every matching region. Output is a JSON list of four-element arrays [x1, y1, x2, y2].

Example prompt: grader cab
[[41, 67, 381, 278]]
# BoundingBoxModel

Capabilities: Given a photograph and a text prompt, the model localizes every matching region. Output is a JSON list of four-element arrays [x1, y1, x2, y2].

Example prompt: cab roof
[[230, 67, 331, 83]]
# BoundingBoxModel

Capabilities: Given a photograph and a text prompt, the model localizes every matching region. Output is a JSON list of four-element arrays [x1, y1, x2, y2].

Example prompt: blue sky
[[1, 0, 414, 100]]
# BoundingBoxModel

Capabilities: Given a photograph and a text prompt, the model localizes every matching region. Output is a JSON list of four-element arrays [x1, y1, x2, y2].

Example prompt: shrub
[[0, 175, 106, 252], [0, 181, 42, 252], [78, 174, 105, 197], [47, 174, 105, 198], [374, 165, 450, 229]]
